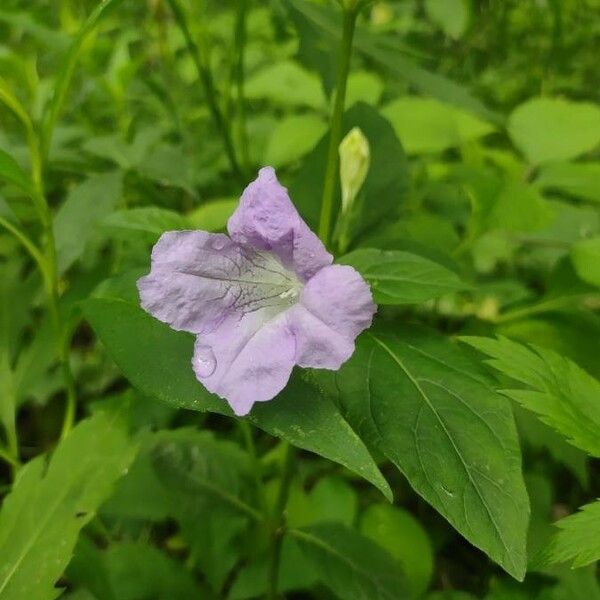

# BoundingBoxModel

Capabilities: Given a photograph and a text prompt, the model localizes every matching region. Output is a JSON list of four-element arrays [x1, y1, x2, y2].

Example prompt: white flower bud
[[338, 127, 370, 215]]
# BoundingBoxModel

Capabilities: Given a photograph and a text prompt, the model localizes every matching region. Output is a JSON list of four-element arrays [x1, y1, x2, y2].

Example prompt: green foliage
[[330, 328, 530, 580], [83, 298, 391, 500], [462, 336, 600, 456], [339, 248, 467, 304], [0, 0, 599, 597], [291, 523, 409, 599], [536, 500, 600, 568], [508, 98, 600, 164], [571, 237, 600, 287], [0, 412, 137, 599], [360, 503, 434, 596]]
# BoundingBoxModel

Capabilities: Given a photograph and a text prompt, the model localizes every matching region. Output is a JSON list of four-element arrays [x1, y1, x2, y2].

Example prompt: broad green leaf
[[571, 237, 600, 287], [537, 500, 600, 568], [360, 504, 434, 597], [0, 411, 137, 600], [334, 328, 529, 580], [0, 149, 34, 197], [151, 430, 260, 521], [54, 171, 123, 273], [264, 114, 326, 167], [138, 144, 195, 194], [346, 71, 384, 107], [83, 298, 391, 500], [461, 336, 600, 457], [101, 207, 187, 241], [309, 476, 357, 527], [425, 0, 470, 39], [382, 97, 494, 155], [536, 162, 600, 204], [339, 248, 467, 304], [68, 540, 207, 600], [103, 428, 246, 592], [487, 181, 554, 233], [291, 522, 409, 600], [290, 102, 409, 241], [245, 60, 326, 110], [187, 198, 237, 231], [508, 98, 600, 165]]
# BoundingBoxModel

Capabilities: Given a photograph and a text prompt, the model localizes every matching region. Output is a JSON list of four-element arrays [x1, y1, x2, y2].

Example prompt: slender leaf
[[0, 411, 138, 600]]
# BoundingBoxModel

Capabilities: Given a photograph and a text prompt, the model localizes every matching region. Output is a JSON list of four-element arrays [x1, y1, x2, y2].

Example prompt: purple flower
[[138, 167, 376, 416]]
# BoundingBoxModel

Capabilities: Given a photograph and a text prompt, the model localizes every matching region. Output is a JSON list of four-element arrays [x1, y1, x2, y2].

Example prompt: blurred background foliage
[[0, 0, 599, 598]]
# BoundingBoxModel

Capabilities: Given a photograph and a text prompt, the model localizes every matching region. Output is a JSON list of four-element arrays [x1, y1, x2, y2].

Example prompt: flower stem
[[233, 0, 250, 173], [317, 5, 359, 248], [266, 441, 295, 600]]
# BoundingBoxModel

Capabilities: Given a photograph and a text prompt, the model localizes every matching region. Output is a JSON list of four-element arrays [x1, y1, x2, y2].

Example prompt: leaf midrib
[[368, 333, 520, 577]]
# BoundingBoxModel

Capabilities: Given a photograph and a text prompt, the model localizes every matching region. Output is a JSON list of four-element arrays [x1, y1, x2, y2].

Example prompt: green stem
[[494, 294, 597, 325], [0, 446, 20, 470], [166, 0, 244, 182], [238, 420, 267, 513], [267, 442, 296, 600], [317, 6, 358, 248], [233, 0, 250, 173]]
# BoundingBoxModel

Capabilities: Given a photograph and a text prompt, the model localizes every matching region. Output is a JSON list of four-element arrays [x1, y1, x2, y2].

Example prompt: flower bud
[[338, 127, 370, 215]]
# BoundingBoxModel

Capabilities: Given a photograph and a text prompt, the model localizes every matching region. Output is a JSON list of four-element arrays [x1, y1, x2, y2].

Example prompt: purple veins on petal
[[138, 167, 377, 416]]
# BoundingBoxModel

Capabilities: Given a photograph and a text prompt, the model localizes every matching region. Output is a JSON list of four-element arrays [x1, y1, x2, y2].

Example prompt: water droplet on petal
[[212, 237, 226, 250], [194, 345, 216, 377]]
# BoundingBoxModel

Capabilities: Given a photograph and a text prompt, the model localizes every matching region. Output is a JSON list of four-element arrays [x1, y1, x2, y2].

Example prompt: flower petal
[[192, 308, 296, 416], [291, 264, 376, 369], [227, 166, 332, 280], [138, 230, 302, 334]]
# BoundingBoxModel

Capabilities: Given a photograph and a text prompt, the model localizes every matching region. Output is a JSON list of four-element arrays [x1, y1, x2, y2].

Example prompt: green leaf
[[68, 540, 208, 600], [382, 96, 494, 155], [245, 60, 326, 110], [360, 504, 434, 597], [291, 522, 408, 600], [0, 149, 34, 197], [536, 500, 600, 568], [334, 328, 529, 580], [461, 336, 600, 457], [536, 162, 600, 204], [346, 71, 384, 107], [425, 0, 470, 39], [339, 248, 467, 305], [83, 298, 391, 500], [151, 430, 260, 521], [187, 198, 237, 231], [571, 237, 600, 287], [508, 98, 600, 165], [487, 181, 554, 233], [101, 207, 188, 241], [0, 411, 137, 600], [263, 114, 326, 168], [54, 171, 123, 273]]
